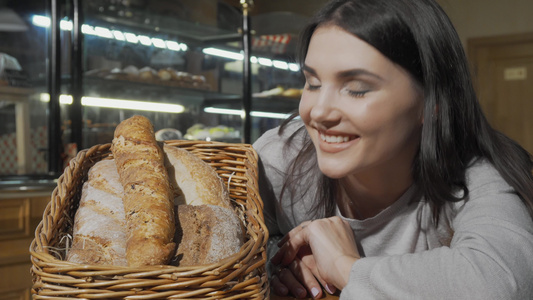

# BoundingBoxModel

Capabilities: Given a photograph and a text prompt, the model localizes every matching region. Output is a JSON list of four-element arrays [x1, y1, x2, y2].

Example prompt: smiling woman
[[253, 0, 533, 299]]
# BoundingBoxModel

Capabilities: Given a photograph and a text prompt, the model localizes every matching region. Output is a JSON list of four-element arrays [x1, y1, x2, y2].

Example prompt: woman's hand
[[271, 243, 334, 298], [272, 217, 360, 294]]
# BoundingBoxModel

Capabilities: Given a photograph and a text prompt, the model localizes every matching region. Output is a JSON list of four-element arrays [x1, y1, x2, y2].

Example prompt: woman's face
[[299, 25, 424, 180]]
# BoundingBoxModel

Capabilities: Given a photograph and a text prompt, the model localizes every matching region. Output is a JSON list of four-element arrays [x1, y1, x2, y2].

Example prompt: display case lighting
[[39, 93, 185, 113], [203, 47, 244, 61], [31, 15, 300, 70], [203, 107, 293, 120], [94, 26, 113, 39], [137, 35, 152, 46], [272, 60, 289, 70], [151, 37, 167, 49], [60, 19, 72, 31], [165, 40, 181, 51], [32, 15, 50, 27], [257, 57, 273, 67], [112, 30, 126, 41], [81, 24, 96, 35], [289, 63, 300, 72], [123, 32, 138, 44]]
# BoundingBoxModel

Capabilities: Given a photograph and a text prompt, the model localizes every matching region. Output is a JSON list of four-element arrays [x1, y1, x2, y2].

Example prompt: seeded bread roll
[[172, 204, 244, 266], [111, 115, 175, 267], [66, 159, 127, 266]]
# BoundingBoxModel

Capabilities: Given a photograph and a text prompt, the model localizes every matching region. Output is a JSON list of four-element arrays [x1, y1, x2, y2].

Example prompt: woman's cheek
[[298, 93, 312, 123]]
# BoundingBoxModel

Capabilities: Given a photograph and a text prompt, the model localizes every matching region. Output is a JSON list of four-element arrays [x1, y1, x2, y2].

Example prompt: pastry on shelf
[[252, 86, 284, 97], [157, 68, 172, 81], [184, 124, 238, 141], [83, 65, 211, 90], [253, 86, 303, 98], [138, 66, 157, 80], [281, 88, 303, 98]]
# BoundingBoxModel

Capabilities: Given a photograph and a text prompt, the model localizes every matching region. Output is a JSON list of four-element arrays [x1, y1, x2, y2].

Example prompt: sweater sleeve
[[253, 127, 289, 276], [341, 163, 533, 299]]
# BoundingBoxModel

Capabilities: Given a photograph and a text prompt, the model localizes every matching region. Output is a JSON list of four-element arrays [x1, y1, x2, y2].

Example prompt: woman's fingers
[[291, 255, 324, 299], [277, 220, 313, 247], [273, 221, 313, 266], [299, 248, 336, 295], [278, 263, 308, 298], [271, 274, 289, 296], [273, 217, 360, 290]]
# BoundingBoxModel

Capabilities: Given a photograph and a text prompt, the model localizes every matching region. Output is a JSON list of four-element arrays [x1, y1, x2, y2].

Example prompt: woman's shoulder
[[464, 158, 513, 194]]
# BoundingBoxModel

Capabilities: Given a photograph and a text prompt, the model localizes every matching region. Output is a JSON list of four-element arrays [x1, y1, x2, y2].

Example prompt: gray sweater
[[253, 121, 533, 300]]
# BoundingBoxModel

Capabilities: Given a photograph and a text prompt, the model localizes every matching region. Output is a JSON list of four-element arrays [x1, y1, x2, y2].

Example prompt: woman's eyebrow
[[337, 69, 384, 81], [302, 65, 317, 75], [302, 64, 383, 81]]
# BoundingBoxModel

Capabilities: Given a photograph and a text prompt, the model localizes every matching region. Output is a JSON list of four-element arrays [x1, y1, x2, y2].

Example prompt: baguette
[[111, 115, 175, 266]]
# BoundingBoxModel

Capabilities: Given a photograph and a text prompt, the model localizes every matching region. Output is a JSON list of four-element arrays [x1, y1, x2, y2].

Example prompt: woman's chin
[[318, 163, 350, 179]]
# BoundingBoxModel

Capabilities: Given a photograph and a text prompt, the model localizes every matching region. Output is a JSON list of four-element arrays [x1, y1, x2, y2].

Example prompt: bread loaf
[[173, 204, 244, 266], [68, 116, 242, 267], [111, 115, 175, 266], [66, 159, 128, 266], [164, 145, 232, 209]]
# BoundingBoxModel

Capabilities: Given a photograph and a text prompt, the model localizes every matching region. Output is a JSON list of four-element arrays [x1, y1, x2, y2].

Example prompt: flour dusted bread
[[111, 115, 175, 266], [66, 159, 127, 266], [164, 145, 232, 209], [68, 115, 243, 267], [173, 204, 244, 266]]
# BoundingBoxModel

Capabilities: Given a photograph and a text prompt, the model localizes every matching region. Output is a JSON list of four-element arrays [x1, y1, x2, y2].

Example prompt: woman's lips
[[319, 131, 358, 143], [318, 131, 359, 153]]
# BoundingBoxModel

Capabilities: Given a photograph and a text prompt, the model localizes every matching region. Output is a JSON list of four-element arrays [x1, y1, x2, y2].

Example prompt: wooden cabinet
[[0, 189, 52, 299]]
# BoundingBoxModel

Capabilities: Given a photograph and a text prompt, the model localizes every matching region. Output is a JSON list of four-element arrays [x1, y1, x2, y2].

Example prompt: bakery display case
[[246, 11, 308, 141], [72, 0, 248, 148], [0, 0, 308, 178]]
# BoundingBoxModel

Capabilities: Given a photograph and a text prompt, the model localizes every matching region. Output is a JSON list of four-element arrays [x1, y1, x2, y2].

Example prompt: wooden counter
[[0, 186, 53, 299]]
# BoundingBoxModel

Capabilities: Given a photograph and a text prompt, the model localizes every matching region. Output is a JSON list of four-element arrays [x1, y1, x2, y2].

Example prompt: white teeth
[[320, 133, 351, 143]]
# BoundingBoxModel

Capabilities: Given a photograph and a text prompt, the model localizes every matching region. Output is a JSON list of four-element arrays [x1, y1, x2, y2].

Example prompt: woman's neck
[[337, 172, 413, 220]]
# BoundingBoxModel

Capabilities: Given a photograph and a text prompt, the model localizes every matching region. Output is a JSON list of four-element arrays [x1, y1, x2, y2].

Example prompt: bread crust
[[164, 145, 232, 209], [173, 204, 244, 266], [111, 115, 175, 266], [66, 159, 128, 266]]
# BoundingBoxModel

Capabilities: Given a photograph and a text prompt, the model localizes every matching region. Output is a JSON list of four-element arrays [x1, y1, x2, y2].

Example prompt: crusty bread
[[111, 115, 176, 267], [172, 204, 244, 266], [68, 116, 240, 267], [66, 159, 128, 266], [164, 145, 232, 209]]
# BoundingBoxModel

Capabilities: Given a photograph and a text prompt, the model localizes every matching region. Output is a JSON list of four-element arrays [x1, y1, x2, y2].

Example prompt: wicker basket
[[30, 140, 270, 299]]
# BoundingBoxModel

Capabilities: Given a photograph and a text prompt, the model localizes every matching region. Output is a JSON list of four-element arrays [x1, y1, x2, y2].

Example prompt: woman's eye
[[343, 81, 372, 98], [306, 83, 320, 91], [347, 90, 369, 97], [305, 78, 321, 91]]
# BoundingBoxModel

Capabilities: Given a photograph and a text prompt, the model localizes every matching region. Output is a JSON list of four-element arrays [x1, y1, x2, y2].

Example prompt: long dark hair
[[279, 0, 533, 220]]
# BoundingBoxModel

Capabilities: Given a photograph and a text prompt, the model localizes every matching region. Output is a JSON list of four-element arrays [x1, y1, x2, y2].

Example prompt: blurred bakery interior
[[0, 0, 532, 297]]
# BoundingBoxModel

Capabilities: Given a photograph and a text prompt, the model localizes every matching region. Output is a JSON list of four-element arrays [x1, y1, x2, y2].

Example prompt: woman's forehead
[[305, 26, 395, 77]]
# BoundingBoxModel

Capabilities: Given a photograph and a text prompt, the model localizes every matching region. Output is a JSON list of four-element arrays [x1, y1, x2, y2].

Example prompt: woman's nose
[[309, 88, 342, 128]]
